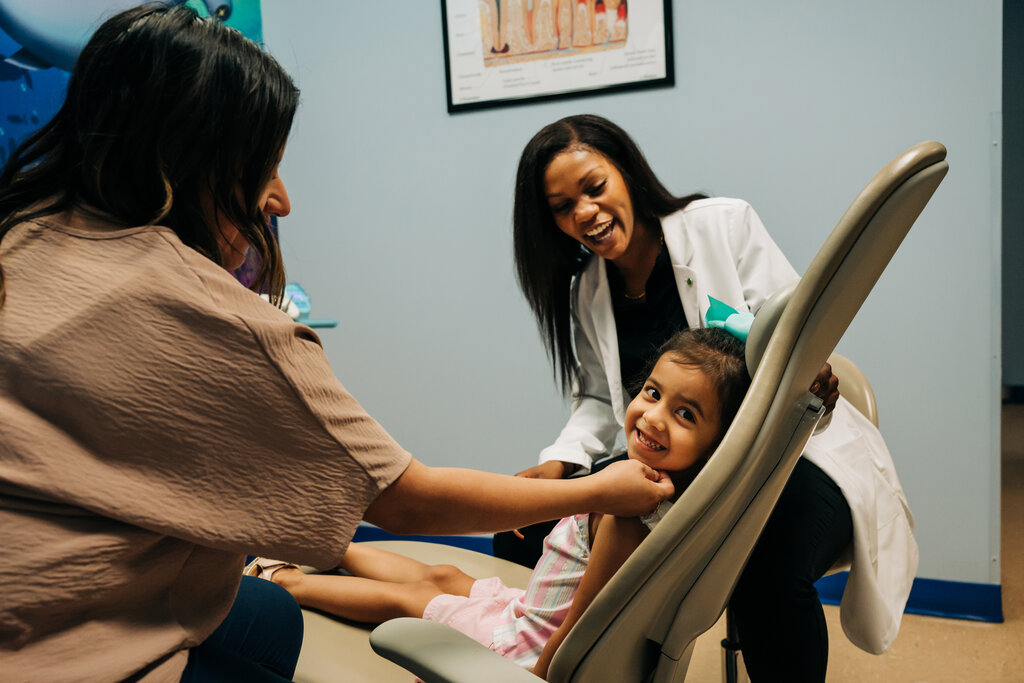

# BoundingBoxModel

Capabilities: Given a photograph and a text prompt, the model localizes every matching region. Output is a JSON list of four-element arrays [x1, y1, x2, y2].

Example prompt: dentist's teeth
[[586, 219, 613, 237]]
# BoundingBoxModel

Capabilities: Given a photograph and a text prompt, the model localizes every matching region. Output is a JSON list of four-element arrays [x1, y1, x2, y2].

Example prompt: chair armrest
[[370, 618, 541, 683]]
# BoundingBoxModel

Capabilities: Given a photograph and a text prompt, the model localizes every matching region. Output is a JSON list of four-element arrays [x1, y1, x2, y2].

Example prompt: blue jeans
[[180, 576, 303, 682]]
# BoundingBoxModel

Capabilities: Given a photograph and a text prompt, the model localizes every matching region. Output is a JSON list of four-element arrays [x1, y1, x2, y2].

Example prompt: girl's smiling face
[[624, 353, 724, 476]]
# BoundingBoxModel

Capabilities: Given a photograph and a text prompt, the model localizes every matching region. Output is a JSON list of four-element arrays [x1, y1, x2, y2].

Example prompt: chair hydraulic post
[[721, 607, 748, 683]]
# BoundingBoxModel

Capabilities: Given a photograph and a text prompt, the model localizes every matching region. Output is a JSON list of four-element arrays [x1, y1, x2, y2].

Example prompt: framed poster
[[441, 0, 673, 113]]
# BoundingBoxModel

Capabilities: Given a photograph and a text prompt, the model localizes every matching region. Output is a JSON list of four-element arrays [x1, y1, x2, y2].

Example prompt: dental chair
[[293, 141, 948, 683], [717, 346, 879, 683]]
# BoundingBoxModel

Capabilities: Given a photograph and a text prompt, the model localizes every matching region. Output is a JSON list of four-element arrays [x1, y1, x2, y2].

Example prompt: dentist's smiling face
[[543, 146, 641, 263], [624, 353, 724, 477]]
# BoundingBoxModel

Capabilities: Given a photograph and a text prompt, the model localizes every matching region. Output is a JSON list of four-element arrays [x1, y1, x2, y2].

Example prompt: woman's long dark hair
[[513, 114, 705, 395], [0, 3, 299, 306]]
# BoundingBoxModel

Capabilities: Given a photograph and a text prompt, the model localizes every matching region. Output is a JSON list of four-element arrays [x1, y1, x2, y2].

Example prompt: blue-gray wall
[[1005, 0, 1024, 389], [262, 1, 1002, 586]]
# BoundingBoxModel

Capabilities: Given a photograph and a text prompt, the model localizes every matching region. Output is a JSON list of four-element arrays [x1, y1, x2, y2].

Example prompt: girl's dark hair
[[512, 114, 705, 395], [0, 3, 299, 306], [654, 327, 751, 434]]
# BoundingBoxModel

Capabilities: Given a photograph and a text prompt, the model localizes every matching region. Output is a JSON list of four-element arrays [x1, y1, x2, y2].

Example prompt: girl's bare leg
[[272, 570, 446, 623], [339, 544, 476, 596], [266, 544, 479, 622]]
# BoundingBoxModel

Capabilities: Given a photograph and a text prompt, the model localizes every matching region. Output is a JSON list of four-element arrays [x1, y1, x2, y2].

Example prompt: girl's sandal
[[243, 557, 299, 581]]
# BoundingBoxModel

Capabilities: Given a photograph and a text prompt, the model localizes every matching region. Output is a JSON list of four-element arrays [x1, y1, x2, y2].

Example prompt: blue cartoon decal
[[0, 0, 259, 171]]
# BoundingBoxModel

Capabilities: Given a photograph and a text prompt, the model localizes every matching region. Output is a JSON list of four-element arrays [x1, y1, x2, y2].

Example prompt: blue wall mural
[[0, 0, 267, 286], [0, 0, 263, 169]]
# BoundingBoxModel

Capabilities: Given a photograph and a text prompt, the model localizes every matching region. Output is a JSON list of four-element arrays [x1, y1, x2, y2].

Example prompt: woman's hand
[[810, 362, 840, 415], [587, 459, 674, 518], [515, 460, 576, 479]]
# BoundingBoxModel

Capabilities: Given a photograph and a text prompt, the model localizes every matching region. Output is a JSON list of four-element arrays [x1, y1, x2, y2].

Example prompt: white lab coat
[[538, 197, 918, 653]]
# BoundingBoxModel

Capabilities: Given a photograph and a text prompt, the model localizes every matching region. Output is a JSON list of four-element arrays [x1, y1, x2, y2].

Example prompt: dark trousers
[[493, 457, 852, 682], [180, 576, 304, 682], [730, 458, 853, 683]]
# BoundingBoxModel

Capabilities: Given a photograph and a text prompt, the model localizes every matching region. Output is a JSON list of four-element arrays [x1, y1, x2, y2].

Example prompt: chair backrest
[[828, 353, 878, 427], [547, 142, 947, 683]]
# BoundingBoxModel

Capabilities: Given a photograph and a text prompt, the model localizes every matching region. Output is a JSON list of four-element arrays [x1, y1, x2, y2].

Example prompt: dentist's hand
[[810, 362, 840, 415], [588, 459, 674, 518], [515, 460, 575, 479]]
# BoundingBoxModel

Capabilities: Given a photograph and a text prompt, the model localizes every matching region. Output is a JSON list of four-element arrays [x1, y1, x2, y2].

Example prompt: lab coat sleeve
[[726, 201, 834, 431], [728, 200, 799, 313], [538, 304, 621, 473]]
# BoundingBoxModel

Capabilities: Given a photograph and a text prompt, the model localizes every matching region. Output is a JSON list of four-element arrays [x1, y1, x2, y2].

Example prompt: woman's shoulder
[[672, 196, 754, 219], [23, 209, 286, 328], [662, 196, 762, 236]]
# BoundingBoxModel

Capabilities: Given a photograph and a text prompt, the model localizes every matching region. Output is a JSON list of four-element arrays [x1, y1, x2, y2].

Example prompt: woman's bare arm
[[532, 513, 650, 679], [362, 459, 672, 535]]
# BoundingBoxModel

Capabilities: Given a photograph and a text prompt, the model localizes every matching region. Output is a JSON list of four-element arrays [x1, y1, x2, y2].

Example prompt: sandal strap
[[243, 557, 298, 581]]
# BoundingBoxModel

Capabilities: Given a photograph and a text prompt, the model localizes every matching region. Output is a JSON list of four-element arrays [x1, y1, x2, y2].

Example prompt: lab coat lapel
[[673, 263, 705, 328], [661, 213, 709, 327], [590, 258, 627, 424]]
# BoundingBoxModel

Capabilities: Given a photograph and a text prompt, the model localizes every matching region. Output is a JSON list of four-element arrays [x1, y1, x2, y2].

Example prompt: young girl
[[245, 326, 750, 678]]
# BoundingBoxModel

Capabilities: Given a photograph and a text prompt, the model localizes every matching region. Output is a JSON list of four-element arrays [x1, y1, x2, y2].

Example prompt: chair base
[[721, 607, 749, 683]]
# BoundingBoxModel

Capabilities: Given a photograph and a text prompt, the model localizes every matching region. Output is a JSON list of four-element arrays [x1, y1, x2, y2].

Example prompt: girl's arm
[[532, 513, 650, 679]]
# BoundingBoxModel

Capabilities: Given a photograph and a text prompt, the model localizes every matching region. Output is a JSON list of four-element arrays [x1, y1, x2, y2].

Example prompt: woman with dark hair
[[0, 13, 674, 682], [499, 114, 918, 682]]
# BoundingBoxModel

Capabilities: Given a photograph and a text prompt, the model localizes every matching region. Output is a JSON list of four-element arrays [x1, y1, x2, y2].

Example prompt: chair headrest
[[744, 281, 797, 377]]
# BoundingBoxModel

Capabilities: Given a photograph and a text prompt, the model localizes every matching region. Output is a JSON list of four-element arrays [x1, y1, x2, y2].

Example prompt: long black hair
[[0, 3, 299, 306], [512, 114, 705, 395]]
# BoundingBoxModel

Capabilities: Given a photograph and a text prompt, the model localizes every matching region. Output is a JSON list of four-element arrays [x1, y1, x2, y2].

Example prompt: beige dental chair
[[717, 345, 878, 683], [293, 141, 947, 683]]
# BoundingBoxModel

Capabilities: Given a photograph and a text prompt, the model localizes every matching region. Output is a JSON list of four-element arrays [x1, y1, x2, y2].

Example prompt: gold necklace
[[620, 233, 664, 301]]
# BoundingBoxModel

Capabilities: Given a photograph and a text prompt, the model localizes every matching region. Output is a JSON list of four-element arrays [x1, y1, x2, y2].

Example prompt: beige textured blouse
[[0, 211, 411, 681]]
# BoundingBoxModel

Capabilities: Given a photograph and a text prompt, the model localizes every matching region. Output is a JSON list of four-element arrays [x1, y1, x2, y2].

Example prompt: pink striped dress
[[422, 514, 591, 670]]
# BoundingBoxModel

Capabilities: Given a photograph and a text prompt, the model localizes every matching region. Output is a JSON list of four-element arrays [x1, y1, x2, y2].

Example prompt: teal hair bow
[[705, 296, 754, 343]]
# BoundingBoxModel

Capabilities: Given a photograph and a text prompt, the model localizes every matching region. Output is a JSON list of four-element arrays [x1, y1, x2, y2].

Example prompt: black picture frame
[[441, 0, 674, 113]]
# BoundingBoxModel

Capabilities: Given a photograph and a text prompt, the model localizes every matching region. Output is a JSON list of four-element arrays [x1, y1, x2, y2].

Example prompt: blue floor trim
[[815, 571, 1004, 623], [352, 525, 494, 555], [354, 526, 1004, 624]]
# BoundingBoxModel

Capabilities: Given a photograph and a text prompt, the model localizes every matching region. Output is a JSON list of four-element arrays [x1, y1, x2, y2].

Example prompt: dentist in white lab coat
[[503, 115, 918, 681]]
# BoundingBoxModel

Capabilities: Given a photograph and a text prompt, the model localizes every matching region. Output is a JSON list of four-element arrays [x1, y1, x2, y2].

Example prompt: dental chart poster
[[442, 0, 673, 112]]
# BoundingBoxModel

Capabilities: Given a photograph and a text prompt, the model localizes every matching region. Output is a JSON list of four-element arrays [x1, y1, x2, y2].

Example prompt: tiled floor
[[685, 404, 1024, 682]]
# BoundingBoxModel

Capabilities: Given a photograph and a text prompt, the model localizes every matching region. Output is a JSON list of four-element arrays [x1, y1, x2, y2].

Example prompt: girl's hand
[[810, 362, 840, 415], [589, 460, 674, 518], [515, 460, 575, 479]]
